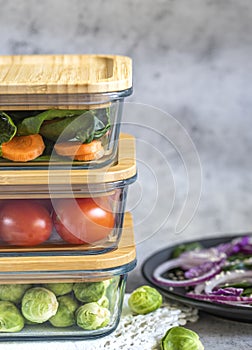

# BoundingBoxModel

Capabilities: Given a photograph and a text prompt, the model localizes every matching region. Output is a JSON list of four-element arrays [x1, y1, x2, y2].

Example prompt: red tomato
[[32, 199, 53, 214], [52, 197, 115, 244], [0, 200, 53, 246]]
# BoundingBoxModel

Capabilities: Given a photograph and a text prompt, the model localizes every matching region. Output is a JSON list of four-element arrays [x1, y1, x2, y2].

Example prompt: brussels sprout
[[73, 282, 106, 303], [76, 302, 110, 330], [0, 284, 31, 304], [49, 295, 78, 327], [128, 285, 162, 315], [97, 295, 109, 309], [21, 287, 58, 323], [105, 277, 119, 310], [161, 326, 204, 350], [24, 318, 37, 325], [43, 283, 73, 296], [0, 301, 24, 332]]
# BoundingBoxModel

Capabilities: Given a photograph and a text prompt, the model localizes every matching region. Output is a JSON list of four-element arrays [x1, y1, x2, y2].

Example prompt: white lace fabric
[[87, 294, 199, 350]]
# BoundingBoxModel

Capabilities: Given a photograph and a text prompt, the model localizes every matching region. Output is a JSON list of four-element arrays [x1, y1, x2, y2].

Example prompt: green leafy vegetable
[[161, 326, 204, 350], [17, 109, 110, 144], [0, 301, 24, 333], [128, 285, 162, 315], [17, 110, 84, 136], [171, 242, 203, 259], [0, 112, 17, 152], [76, 302, 110, 330]]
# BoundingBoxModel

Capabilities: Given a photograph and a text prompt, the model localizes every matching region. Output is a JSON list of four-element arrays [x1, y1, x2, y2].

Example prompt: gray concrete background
[[0, 1, 252, 348]]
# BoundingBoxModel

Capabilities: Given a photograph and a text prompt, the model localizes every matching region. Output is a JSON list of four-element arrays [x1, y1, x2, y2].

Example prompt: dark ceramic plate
[[142, 234, 252, 323]]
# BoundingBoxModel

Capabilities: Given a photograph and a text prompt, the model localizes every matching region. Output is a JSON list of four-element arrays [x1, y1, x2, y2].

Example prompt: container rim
[[0, 260, 137, 281], [0, 88, 133, 109]]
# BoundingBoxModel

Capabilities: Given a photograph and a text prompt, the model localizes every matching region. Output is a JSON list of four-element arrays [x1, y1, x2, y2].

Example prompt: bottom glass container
[[0, 213, 136, 341]]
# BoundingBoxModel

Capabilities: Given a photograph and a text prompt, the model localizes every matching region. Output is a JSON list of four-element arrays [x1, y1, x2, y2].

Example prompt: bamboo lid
[[0, 54, 132, 95], [0, 133, 136, 190], [0, 213, 136, 274]]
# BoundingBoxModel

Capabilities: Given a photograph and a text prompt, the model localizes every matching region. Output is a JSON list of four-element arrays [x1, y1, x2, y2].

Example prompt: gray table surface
[[126, 245, 252, 350]]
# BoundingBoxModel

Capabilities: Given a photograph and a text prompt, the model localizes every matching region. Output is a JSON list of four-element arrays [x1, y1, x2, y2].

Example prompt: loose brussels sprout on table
[[76, 302, 110, 330], [128, 285, 162, 315], [21, 287, 58, 323], [73, 281, 106, 303], [0, 284, 31, 304], [161, 326, 204, 350], [0, 301, 24, 333], [49, 295, 79, 327]]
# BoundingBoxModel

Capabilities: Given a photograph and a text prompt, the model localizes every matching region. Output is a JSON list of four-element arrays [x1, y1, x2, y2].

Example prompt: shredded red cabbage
[[209, 287, 244, 296], [152, 235, 252, 307]]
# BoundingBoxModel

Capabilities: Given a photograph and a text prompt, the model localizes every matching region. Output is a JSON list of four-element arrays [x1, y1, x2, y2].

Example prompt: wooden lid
[[0, 54, 132, 95], [0, 213, 136, 274], [0, 133, 136, 190]]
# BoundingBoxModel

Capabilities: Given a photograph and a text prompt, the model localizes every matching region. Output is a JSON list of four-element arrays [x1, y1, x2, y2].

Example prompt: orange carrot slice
[[54, 140, 104, 160], [2, 134, 45, 162], [73, 149, 105, 161]]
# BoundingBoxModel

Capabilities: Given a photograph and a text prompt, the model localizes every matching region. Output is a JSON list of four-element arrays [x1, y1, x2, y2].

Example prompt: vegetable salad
[[0, 108, 110, 162], [153, 235, 252, 307]]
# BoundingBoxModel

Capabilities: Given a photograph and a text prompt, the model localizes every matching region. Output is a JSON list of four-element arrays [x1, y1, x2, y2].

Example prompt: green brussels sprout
[[0, 284, 31, 304], [128, 285, 162, 315], [76, 302, 110, 330], [21, 287, 58, 323], [0, 301, 24, 332], [105, 277, 119, 311], [161, 326, 204, 350], [43, 283, 73, 296], [73, 282, 106, 303], [97, 295, 109, 309], [24, 318, 37, 325], [49, 295, 79, 328]]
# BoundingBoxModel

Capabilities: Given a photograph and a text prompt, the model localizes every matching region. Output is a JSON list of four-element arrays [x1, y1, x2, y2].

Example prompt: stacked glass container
[[0, 54, 136, 340]]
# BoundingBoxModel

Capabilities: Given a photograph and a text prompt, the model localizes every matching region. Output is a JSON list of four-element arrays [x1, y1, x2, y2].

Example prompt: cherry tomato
[[0, 200, 53, 246], [52, 197, 115, 244], [32, 199, 53, 214]]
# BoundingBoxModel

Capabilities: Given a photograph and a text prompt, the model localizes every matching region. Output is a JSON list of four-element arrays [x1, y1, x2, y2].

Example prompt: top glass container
[[0, 54, 132, 169]]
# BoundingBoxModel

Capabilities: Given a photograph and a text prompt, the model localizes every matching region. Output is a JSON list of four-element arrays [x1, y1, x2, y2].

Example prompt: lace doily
[[87, 293, 199, 350]]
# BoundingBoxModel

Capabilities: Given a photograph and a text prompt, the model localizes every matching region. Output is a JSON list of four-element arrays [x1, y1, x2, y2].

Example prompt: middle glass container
[[0, 134, 136, 255]]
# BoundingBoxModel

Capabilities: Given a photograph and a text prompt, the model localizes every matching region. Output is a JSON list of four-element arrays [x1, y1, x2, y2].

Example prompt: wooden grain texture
[[0, 133, 136, 189], [0, 54, 132, 94], [0, 213, 136, 275]]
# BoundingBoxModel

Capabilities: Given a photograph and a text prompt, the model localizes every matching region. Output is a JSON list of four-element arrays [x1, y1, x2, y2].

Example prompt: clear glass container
[[0, 135, 136, 255], [0, 54, 132, 169], [0, 213, 136, 341]]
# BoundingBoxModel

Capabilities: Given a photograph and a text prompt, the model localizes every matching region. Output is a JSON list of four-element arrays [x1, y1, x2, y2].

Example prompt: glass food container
[[0, 134, 136, 255], [0, 213, 136, 341], [0, 54, 132, 169]]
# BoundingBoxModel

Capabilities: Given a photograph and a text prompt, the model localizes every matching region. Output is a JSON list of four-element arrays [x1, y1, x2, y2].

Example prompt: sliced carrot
[[54, 140, 104, 161], [2, 134, 45, 162], [74, 149, 105, 161]]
